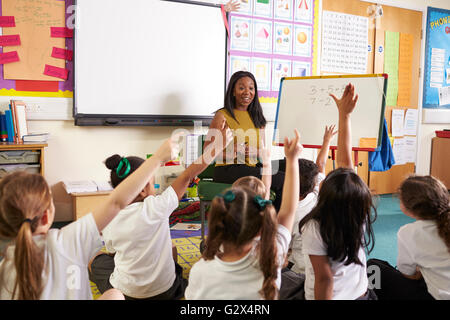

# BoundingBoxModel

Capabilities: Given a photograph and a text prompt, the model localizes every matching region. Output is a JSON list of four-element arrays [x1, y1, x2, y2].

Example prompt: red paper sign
[[16, 80, 59, 92], [50, 27, 73, 38], [0, 35, 21, 46], [44, 64, 69, 80], [51, 47, 73, 61], [0, 16, 15, 27], [0, 51, 19, 64]]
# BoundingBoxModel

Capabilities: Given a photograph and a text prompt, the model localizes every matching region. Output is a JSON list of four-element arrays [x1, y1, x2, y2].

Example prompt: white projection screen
[[74, 0, 227, 126]]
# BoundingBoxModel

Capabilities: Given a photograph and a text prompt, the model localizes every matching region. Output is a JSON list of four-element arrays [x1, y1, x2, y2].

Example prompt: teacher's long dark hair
[[223, 71, 267, 128]]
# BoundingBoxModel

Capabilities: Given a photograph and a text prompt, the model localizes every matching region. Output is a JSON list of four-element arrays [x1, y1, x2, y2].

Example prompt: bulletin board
[[422, 6, 450, 109], [0, 0, 73, 98], [227, 0, 320, 105]]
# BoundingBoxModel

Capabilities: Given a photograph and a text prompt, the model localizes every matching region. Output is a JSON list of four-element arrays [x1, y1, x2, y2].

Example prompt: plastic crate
[[0, 151, 40, 164], [0, 164, 40, 178]]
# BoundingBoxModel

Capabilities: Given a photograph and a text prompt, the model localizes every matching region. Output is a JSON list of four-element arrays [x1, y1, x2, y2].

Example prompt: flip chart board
[[273, 74, 387, 150]]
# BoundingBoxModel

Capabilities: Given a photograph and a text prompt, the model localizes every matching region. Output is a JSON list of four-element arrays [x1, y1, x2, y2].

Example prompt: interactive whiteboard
[[273, 74, 387, 150], [74, 0, 226, 126]]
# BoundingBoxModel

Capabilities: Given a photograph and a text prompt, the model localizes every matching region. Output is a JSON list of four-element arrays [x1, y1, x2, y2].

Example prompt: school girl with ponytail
[[185, 129, 302, 300], [368, 175, 450, 300], [0, 136, 180, 299]]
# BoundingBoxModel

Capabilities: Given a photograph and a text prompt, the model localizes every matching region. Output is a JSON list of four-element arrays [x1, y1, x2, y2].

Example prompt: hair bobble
[[116, 158, 131, 179], [254, 195, 272, 210], [218, 190, 236, 203], [22, 218, 32, 225]]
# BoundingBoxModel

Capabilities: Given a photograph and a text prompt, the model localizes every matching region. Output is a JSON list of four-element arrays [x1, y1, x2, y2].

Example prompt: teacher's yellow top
[[216, 108, 261, 167]]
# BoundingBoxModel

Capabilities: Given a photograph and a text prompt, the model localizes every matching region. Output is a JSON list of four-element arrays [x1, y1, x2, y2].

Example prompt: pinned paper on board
[[403, 108, 418, 136], [274, 0, 292, 20], [252, 20, 272, 53], [0, 16, 15, 27], [0, 51, 19, 64], [391, 109, 404, 137], [254, 0, 272, 17], [2, 0, 66, 81], [403, 136, 416, 163], [0, 34, 20, 46], [50, 27, 74, 38], [52, 47, 73, 61], [44, 64, 69, 80], [321, 11, 368, 74], [273, 22, 292, 55], [384, 31, 400, 106], [397, 33, 413, 106], [392, 137, 405, 165]]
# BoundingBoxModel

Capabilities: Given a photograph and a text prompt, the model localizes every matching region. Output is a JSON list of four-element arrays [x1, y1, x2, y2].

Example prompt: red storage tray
[[436, 130, 450, 138]]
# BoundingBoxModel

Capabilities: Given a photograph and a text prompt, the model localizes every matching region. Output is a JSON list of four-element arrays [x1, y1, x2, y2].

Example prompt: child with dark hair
[[298, 84, 377, 300], [89, 122, 232, 300], [185, 130, 302, 300], [368, 175, 450, 300]]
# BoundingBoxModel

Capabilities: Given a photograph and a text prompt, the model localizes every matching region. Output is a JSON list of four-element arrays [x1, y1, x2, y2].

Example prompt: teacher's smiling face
[[233, 76, 255, 111]]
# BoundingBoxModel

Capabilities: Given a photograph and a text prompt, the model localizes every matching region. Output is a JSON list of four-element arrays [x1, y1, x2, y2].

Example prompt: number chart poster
[[422, 6, 450, 109], [0, 0, 73, 98], [227, 0, 319, 104]]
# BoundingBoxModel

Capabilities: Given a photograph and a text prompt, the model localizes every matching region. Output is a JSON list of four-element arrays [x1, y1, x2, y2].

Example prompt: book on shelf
[[23, 132, 50, 142], [4, 110, 15, 143], [10, 100, 28, 143], [0, 112, 7, 142]]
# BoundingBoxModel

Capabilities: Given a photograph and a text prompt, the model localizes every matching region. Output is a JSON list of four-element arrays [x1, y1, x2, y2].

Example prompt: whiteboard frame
[[72, 0, 228, 127], [273, 74, 388, 151]]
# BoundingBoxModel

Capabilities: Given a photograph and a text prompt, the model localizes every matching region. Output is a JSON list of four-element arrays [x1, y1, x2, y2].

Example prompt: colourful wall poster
[[236, 0, 253, 15], [274, 0, 293, 20], [294, 0, 313, 23], [227, 0, 318, 100], [230, 16, 252, 51], [253, 0, 272, 18], [292, 60, 311, 77], [271, 59, 291, 91], [422, 7, 450, 109], [293, 24, 312, 57], [252, 57, 271, 90], [273, 22, 292, 55], [229, 55, 251, 81], [252, 20, 272, 53]]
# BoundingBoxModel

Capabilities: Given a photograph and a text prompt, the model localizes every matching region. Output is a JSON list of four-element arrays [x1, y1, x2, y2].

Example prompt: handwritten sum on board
[[307, 84, 347, 107]]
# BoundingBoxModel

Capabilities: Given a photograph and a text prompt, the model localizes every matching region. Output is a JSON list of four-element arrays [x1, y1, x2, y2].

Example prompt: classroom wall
[[24, 0, 449, 221], [404, 0, 450, 176]]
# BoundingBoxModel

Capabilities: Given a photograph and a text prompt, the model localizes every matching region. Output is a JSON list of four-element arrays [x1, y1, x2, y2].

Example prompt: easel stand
[[301, 144, 376, 174]]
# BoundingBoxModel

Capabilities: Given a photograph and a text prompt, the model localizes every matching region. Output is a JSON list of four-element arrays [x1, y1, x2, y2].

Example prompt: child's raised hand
[[260, 139, 271, 165], [284, 129, 303, 160], [154, 133, 182, 162], [224, 0, 240, 12], [330, 83, 358, 116], [323, 125, 337, 144]]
